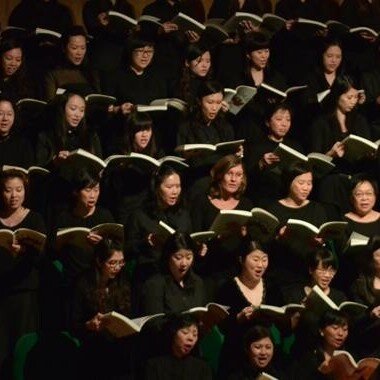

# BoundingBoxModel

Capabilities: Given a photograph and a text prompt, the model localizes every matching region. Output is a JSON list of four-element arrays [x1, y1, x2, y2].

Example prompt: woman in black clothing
[[344, 176, 380, 238], [53, 170, 114, 285], [176, 43, 213, 105], [0, 169, 46, 372], [244, 102, 303, 206], [103, 33, 168, 114], [102, 111, 164, 223], [70, 238, 133, 380], [266, 162, 328, 287], [44, 25, 100, 101], [227, 325, 284, 380], [350, 236, 380, 358], [143, 314, 212, 380], [310, 75, 375, 215], [126, 165, 192, 285], [282, 247, 347, 359], [0, 38, 36, 101], [191, 155, 253, 290], [0, 97, 35, 169], [140, 232, 206, 315], [289, 309, 350, 379], [216, 238, 287, 378], [36, 91, 102, 168]]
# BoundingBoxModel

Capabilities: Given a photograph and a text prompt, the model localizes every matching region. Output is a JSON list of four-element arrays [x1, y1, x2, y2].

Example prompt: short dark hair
[[319, 309, 349, 329], [162, 232, 197, 265], [243, 31, 270, 54], [309, 246, 338, 271], [197, 80, 224, 99], [350, 174, 378, 200], [71, 170, 100, 193], [238, 235, 267, 261], [281, 161, 313, 195], [94, 238, 124, 265], [243, 325, 274, 354]]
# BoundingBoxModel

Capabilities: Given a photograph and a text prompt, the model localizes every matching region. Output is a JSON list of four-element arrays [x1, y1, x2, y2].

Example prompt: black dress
[[0, 210, 46, 370], [140, 270, 206, 315], [70, 266, 134, 379], [191, 194, 254, 285], [266, 200, 328, 287], [0, 132, 35, 169], [126, 202, 192, 283], [53, 206, 115, 284], [216, 277, 287, 378], [208, 0, 273, 18], [144, 354, 212, 380], [282, 284, 347, 358]]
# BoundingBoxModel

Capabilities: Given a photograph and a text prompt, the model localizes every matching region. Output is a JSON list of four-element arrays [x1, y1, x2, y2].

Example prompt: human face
[[248, 48, 270, 70], [321, 323, 348, 351], [337, 87, 358, 113], [77, 183, 100, 210], [242, 249, 269, 282], [249, 337, 274, 369], [133, 128, 152, 151], [323, 45, 342, 74], [352, 181, 376, 216], [1, 47, 22, 77], [289, 172, 313, 204], [373, 249, 380, 275], [101, 250, 125, 280], [201, 92, 223, 122], [172, 324, 198, 358], [0, 101, 15, 137], [131, 45, 154, 73], [188, 51, 211, 77], [169, 249, 194, 282], [65, 95, 85, 128], [310, 263, 336, 291], [2, 177, 25, 211], [267, 108, 291, 140], [220, 164, 244, 196], [158, 173, 181, 208], [65, 35, 86, 66]]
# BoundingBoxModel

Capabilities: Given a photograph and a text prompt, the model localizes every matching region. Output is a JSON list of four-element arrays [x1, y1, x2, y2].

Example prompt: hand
[[108, 104, 120, 113], [147, 233, 159, 247], [87, 233, 103, 245], [11, 240, 25, 255], [220, 100, 230, 113], [370, 305, 380, 319], [236, 144, 244, 158], [185, 30, 200, 43], [85, 313, 104, 332], [237, 305, 255, 322], [198, 243, 208, 257], [285, 19, 296, 31], [327, 141, 345, 158], [359, 31, 377, 43], [239, 20, 259, 33], [260, 152, 280, 168], [357, 90, 366, 105], [160, 22, 178, 34], [55, 150, 70, 161], [120, 102, 134, 115]]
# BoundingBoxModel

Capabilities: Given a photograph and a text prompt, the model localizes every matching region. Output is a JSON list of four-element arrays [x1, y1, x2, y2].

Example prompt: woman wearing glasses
[[103, 33, 169, 116], [282, 247, 347, 359], [70, 238, 133, 379]]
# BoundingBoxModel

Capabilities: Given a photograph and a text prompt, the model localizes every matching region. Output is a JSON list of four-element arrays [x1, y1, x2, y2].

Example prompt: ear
[[320, 329, 324, 337], [185, 60, 190, 68]]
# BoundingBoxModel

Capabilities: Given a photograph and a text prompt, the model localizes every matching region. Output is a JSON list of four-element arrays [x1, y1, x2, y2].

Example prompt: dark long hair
[[121, 111, 158, 157], [51, 92, 95, 153], [84, 238, 130, 315]]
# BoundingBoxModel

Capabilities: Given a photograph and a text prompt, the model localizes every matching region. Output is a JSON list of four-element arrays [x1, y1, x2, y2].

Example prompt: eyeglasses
[[134, 48, 154, 56], [316, 268, 336, 277], [105, 260, 125, 269], [353, 192, 375, 198]]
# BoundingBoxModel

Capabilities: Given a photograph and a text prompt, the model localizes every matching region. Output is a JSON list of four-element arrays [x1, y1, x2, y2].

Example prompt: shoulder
[[24, 210, 46, 232]]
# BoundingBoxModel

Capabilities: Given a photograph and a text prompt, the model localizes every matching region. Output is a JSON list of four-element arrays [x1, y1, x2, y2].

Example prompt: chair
[[13, 331, 80, 380]]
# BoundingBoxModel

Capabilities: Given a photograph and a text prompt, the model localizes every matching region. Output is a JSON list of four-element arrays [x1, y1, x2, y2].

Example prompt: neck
[[130, 65, 144, 76], [239, 271, 260, 289], [283, 196, 306, 207], [323, 343, 335, 358], [1, 206, 24, 219], [268, 134, 283, 143], [73, 203, 95, 218]]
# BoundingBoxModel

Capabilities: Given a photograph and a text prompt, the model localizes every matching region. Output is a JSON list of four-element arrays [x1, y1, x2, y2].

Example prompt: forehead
[[4, 177, 24, 187], [172, 249, 193, 257], [108, 250, 124, 260], [68, 35, 86, 45], [202, 92, 223, 102], [0, 101, 15, 111], [66, 95, 85, 107], [247, 249, 267, 259], [324, 45, 342, 54], [161, 173, 180, 185], [354, 181, 374, 191], [271, 108, 291, 118], [251, 336, 273, 346], [293, 172, 312, 182], [3, 48, 22, 57]]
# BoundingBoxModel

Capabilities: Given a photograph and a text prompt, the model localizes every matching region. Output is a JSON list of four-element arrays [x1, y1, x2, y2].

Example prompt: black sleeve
[[140, 275, 165, 315]]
